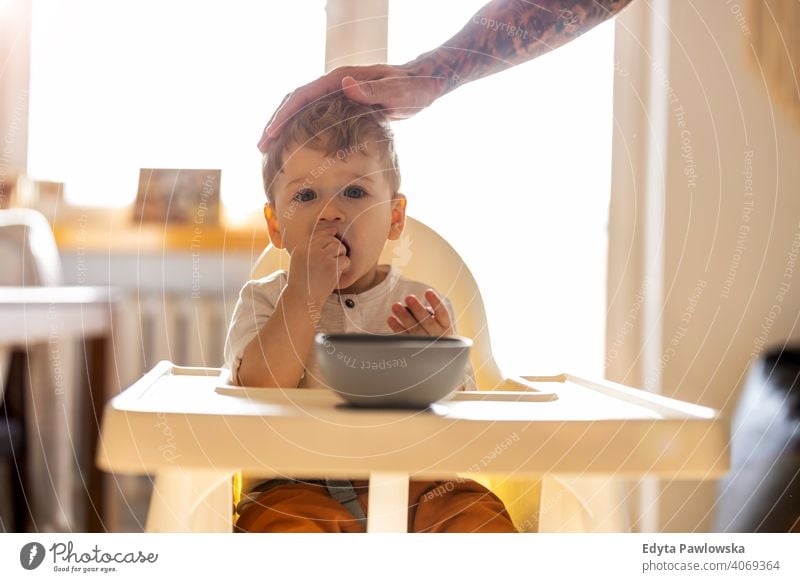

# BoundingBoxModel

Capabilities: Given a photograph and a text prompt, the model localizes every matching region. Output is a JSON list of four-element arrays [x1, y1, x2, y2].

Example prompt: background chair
[[0, 349, 28, 532], [715, 346, 800, 532], [0, 208, 63, 286], [0, 208, 79, 532], [0, 208, 63, 388]]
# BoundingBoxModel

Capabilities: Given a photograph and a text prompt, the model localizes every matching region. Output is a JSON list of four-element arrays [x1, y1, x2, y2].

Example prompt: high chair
[[244, 216, 615, 532], [97, 216, 728, 533]]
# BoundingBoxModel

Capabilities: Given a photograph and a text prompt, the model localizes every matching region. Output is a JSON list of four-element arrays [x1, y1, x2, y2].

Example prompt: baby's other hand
[[387, 290, 453, 337]]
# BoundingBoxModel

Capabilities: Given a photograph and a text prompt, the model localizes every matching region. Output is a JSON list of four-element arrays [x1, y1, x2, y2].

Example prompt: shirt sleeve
[[223, 276, 281, 386]]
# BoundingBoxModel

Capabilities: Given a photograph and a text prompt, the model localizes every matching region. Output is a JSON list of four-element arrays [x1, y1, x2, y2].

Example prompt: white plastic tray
[[97, 361, 728, 480]]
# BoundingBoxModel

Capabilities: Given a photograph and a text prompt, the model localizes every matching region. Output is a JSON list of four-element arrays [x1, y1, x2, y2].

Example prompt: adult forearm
[[238, 288, 318, 388], [407, 0, 635, 92]]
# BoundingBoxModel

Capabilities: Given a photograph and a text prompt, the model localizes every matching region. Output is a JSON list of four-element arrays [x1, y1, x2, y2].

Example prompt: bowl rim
[[314, 332, 472, 349]]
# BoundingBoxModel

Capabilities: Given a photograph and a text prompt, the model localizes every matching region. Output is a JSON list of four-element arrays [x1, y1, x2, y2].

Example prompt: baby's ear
[[388, 193, 407, 241], [263, 203, 285, 248]]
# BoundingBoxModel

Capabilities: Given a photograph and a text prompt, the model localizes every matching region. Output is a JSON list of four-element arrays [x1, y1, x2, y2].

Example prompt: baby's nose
[[317, 199, 346, 222]]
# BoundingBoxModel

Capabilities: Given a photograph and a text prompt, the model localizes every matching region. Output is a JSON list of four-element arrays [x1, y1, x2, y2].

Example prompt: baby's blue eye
[[343, 186, 366, 199], [294, 189, 316, 202]]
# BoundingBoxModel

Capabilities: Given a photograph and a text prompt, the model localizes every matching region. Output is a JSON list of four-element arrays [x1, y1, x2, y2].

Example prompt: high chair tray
[[97, 361, 728, 480], [215, 385, 559, 403]]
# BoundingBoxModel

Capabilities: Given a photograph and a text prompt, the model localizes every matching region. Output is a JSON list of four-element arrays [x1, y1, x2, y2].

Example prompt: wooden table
[[98, 362, 728, 533], [0, 286, 118, 532]]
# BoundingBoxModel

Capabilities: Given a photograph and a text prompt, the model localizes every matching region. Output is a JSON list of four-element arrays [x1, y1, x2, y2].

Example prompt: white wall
[[609, 0, 800, 531]]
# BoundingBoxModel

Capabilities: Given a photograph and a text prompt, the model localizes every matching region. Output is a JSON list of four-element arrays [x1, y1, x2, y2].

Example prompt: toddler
[[224, 95, 517, 533]]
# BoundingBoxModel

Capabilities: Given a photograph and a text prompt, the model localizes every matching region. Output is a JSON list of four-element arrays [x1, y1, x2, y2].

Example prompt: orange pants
[[236, 478, 518, 533]]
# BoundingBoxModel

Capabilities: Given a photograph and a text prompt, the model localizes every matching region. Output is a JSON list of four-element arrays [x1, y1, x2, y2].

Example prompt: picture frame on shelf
[[133, 168, 221, 226]]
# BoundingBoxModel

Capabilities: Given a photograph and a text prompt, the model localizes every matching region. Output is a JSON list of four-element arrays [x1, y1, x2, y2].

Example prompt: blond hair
[[261, 95, 401, 204]]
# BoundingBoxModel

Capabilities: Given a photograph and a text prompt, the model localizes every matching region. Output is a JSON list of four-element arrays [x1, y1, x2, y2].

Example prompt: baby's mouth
[[334, 233, 351, 257]]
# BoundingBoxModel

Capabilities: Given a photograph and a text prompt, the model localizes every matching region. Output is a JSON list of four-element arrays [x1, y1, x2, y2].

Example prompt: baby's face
[[267, 138, 405, 290]]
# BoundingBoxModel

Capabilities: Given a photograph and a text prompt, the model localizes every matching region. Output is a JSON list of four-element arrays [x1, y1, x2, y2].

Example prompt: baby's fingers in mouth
[[333, 233, 351, 257]]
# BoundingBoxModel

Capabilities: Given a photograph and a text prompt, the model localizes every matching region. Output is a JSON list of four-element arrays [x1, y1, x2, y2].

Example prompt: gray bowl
[[314, 333, 472, 409]]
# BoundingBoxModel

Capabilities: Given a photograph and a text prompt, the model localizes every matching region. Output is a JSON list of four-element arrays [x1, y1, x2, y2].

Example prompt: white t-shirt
[[224, 263, 477, 390]]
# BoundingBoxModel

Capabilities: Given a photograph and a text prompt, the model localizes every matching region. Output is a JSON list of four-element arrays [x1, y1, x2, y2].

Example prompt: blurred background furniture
[[0, 208, 63, 383], [715, 346, 800, 532], [0, 208, 116, 532], [0, 207, 62, 532], [0, 349, 27, 532], [53, 215, 251, 532]]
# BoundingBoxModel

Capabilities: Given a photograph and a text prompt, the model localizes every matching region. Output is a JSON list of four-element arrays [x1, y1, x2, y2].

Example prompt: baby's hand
[[387, 290, 453, 337], [286, 226, 350, 305]]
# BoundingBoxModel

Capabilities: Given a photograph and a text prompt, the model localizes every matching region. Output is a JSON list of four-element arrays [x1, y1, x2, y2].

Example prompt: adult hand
[[258, 1, 635, 153], [257, 62, 448, 152], [387, 290, 454, 337]]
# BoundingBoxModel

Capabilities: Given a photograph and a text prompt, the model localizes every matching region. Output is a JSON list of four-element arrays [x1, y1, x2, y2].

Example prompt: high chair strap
[[235, 478, 296, 515], [325, 479, 367, 532]]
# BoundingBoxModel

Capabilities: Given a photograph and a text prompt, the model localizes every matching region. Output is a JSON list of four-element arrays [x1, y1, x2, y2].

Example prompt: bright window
[[389, 1, 614, 377], [28, 0, 613, 377], [27, 0, 326, 222]]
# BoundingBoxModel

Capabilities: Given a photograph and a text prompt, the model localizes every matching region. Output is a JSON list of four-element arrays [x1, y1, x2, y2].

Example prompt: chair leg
[[146, 469, 234, 532], [10, 452, 27, 532], [5, 350, 29, 532], [367, 471, 409, 533]]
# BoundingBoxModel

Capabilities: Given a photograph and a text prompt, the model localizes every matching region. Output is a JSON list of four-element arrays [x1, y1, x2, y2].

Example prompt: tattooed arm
[[258, 0, 635, 151], [413, 0, 635, 93]]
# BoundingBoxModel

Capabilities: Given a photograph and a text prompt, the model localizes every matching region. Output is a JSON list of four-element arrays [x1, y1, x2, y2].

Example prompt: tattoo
[[418, 0, 635, 92]]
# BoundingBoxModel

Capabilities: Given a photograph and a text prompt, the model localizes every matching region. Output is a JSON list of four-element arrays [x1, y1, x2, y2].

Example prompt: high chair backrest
[[250, 216, 504, 389]]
